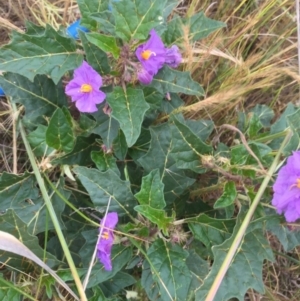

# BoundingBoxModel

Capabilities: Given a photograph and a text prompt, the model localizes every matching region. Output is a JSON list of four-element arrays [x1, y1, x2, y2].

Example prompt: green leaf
[[162, 16, 183, 45], [128, 128, 151, 161], [185, 119, 214, 141], [186, 249, 209, 297], [0, 285, 21, 301], [46, 108, 74, 153], [73, 166, 137, 216], [77, 0, 110, 28], [90, 12, 116, 35], [142, 239, 192, 301], [269, 103, 296, 150], [135, 169, 165, 209], [250, 104, 274, 127], [283, 107, 300, 154], [170, 114, 212, 173], [90, 287, 107, 301], [231, 142, 272, 177], [0, 210, 58, 269], [100, 271, 136, 295], [160, 92, 184, 114], [113, 129, 128, 160], [27, 125, 55, 157], [196, 216, 274, 301], [185, 12, 226, 42], [0, 26, 82, 83], [0, 172, 39, 207], [85, 32, 120, 59], [54, 134, 99, 165], [91, 107, 120, 149], [150, 66, 204, 96], [106, 87, 150, 147], [0, 173, 67, 235], [17, 181, 67, 235], [143, 87, 164, 111], [25, 21, 46, 35], [79, 31, 110, 75], [266, 213, 300, 251], [247, 113, 263, 139], [138, 124, 195, 204], [91, 150, 120, 176], [187, 214, 236, 250], [112, 0, 167, 41], [163, 0, 179, 19], [87, 251, 132, 289], [214, 181, 237, 209], [134, 206, 174, 235], [0, 73, 68, 128]]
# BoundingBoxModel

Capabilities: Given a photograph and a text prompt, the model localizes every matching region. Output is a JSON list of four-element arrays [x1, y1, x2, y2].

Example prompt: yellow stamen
[[102, 231, 109, 240], [141, 50, 154, 60], [80, 83, 92, 93], [296, 179, 300, 188]]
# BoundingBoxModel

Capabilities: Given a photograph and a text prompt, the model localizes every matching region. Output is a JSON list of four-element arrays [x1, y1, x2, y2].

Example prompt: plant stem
[[44, 175, 99, 227], [11, 103, 87, 301], [205, 130, 292, 301]]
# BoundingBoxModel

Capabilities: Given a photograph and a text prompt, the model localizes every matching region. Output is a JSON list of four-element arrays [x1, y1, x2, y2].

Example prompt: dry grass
[[0, 0, 300, 299], [0, 0, 79, 44], [179, 0, 299, 123]]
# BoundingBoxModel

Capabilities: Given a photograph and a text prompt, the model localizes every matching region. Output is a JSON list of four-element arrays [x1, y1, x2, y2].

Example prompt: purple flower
[[137, 67, 154, 85], [97, 212, 118, 271], [135, 29, 166, 75], [272, 151, 300, 222], [165, 45, 182, 68], [65, 61, 106, 113]]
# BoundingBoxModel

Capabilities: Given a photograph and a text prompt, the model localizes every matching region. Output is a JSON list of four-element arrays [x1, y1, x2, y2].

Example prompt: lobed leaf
[[112, 0, 167, 41], [27, 125, 55, 157], [54, 135, 99, 165], [0, 73, 68, 129], [138, 123, 195, 204], [0, 26, 82, 84], [91, 150, 120, 176], [134, 206, 173, 235], [187, 214, 236, 250], [85, 32, 120, 59], [80, 243, 132, 288], [170, 114, 212, 173], [46, 108, 75, 153], [79, 31, 111, 75], [150, 66, 204, 96], [186, 12, 226, 42], [106, 87, 150, 147], [0, 210, 59, 269], [91, 108, 120, 149], [73, 166, 137, 216], [142, 239, 192, 301], [77, 0, 110, 28], [195, 215, 274, 301], [135, 169, 165, 209], [214, 181, 237, 209]]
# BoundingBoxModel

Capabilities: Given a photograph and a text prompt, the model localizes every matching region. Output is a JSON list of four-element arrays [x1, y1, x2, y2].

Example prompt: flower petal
[[272, 151, 300, 222], [65, 61, 106, 113]]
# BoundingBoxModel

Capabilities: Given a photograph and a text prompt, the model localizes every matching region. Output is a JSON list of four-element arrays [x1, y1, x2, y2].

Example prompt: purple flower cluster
[[64, 29, 182, 112], [65, 61, 106, 113], [97, 212, 118, 271], [135, 29, 182, 84], [272, 151, 300, 222]]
